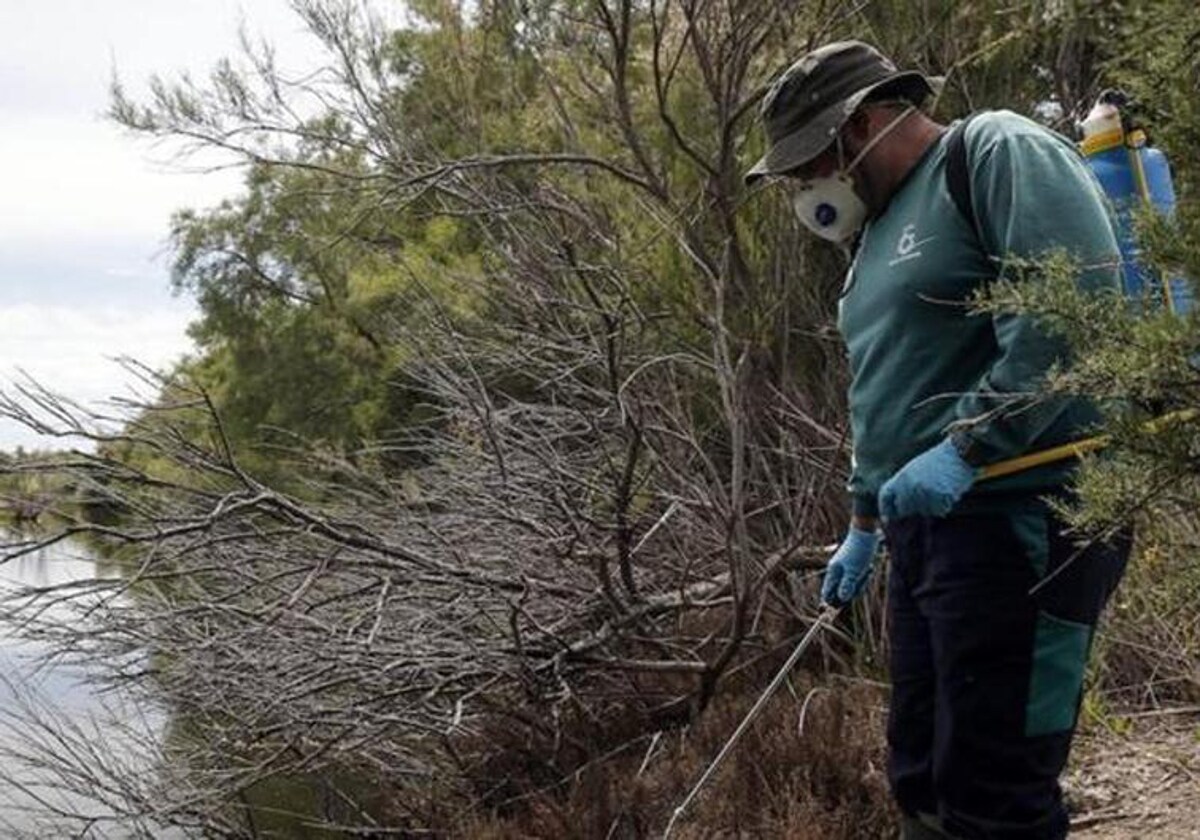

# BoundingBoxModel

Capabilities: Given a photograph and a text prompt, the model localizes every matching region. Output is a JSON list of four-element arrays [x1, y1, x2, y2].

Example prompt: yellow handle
[[1126, 137, 1176, 314], [979, 436, 1108, 481], [977, 409, 1196, 482]]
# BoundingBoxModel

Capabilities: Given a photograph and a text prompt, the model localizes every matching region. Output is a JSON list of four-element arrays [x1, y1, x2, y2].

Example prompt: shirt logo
[[888, 223, 935, 266]]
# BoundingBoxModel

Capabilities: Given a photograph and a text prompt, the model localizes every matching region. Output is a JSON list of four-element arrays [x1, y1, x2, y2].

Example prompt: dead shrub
[[453, 663, 895, 839]]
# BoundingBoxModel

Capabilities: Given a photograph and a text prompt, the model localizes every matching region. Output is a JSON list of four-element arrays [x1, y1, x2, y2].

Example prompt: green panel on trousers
[[1026, 611, 1093, 737]]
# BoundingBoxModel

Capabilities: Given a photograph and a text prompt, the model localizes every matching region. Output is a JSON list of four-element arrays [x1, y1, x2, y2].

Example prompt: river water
[[0, 531, 371, 838], [0, 531, 172, 837]]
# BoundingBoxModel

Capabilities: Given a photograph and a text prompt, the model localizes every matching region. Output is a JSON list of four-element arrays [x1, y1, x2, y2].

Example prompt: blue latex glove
[[878, 438, 977, 520], [820, 526, 881, 607]]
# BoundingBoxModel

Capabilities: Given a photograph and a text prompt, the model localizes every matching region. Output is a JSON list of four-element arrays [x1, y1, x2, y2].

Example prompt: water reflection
[[0, 536, 113, 706], [0, 529, 171, 837], [0, 530, 387, 837]]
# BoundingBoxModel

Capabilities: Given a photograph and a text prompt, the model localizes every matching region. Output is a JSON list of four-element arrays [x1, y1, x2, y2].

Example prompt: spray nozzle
[[1096, 88, 1144, 137], [1096, 88, 1131, 110]]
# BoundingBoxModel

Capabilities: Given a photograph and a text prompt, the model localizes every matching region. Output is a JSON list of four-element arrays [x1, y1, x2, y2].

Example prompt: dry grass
[[432, 527, 1200, 839], [1088, 529, 1200, 714], [451, 668, 894, 839]]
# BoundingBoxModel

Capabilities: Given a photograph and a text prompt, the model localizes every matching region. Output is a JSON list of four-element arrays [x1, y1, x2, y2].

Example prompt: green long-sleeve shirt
[[838, 110, 1121, 517]]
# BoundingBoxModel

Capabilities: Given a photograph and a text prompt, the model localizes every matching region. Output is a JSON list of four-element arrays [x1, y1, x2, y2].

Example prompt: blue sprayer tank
[[1079, 93, 1190, 313]]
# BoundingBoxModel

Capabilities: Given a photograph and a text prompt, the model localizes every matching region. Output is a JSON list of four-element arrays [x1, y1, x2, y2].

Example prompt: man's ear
[[836, 109, 872, 163], [842, 108, 874, 145]]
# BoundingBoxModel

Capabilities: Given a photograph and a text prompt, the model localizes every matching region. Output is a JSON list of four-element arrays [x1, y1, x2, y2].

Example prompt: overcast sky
[[0, 1, 392, 451]]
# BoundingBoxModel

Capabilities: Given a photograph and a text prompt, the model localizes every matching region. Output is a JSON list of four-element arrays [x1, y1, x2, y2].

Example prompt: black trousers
[[884, 497, 1130, 839]]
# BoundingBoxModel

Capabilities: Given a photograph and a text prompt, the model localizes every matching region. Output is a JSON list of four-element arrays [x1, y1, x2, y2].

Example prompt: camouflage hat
[[744, 41, 940, 185]]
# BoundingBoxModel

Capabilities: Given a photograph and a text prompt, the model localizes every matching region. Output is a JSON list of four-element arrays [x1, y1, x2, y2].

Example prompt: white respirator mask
[[790, 105, 915, 243]]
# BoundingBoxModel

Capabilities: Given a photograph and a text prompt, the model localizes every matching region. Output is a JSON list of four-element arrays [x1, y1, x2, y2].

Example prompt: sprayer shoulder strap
[[945, 113, 982, 246]]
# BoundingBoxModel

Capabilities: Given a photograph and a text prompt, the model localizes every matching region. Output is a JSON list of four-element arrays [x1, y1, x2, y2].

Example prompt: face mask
[[790, 172, 867, 243], [790, 105, 915, 243]]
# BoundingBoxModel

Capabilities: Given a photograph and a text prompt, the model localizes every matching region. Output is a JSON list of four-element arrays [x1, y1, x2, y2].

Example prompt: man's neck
[[865, 115, 947, 216]]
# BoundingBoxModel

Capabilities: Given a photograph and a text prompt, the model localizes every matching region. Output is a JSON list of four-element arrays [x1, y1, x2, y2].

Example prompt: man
[[745, 42, 1130, 839]]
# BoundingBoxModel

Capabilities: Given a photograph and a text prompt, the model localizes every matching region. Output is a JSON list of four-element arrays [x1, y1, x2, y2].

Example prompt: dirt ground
[[1065, 714, 1200, 839]]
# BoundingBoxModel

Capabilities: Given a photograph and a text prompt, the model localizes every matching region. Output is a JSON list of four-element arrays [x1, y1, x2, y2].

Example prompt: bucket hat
[[744, 41, 941, 185]]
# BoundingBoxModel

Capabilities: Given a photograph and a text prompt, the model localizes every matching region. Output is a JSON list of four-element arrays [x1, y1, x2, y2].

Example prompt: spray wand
[[661, 604, 842, 839]]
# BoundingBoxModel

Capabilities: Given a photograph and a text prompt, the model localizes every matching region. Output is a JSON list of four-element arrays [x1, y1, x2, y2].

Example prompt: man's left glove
[[878, 438, 977, 520]]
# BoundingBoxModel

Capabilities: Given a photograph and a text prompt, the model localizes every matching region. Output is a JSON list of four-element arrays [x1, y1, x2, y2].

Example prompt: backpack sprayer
[[1080, 89, 1190, 314], [663, 93, 1188, 836]]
